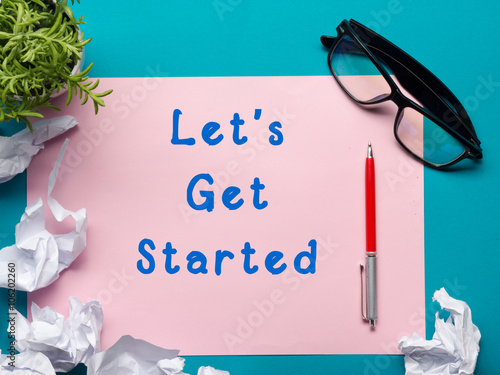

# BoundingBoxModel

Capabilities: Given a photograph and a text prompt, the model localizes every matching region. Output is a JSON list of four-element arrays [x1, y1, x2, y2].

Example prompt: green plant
[[0, 0, 112, 131]]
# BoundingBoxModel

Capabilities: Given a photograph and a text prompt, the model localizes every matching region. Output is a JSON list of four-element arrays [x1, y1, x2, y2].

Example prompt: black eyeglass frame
[[321, 19, 483, 169]]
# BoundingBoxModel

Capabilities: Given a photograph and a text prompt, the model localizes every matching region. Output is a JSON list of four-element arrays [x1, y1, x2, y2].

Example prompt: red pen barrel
[[365, 156, 376, 254]]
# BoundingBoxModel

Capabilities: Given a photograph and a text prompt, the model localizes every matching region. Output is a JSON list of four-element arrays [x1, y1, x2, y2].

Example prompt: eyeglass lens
[[396, 108, 466, 166], [330, 35, 391, 103], [330, 35, 467, 166]]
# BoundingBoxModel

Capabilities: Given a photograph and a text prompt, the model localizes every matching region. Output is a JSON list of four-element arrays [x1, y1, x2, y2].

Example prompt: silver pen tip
[[370, 320, 376, 328], [367, 142, 373, 158]]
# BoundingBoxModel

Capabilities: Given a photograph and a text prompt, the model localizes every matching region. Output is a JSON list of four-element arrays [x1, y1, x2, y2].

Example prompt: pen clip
[[360, 263, 368, 321]]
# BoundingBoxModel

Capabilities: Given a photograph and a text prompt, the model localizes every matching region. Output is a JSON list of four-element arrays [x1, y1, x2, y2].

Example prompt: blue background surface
[[1, 1, 500, 373]]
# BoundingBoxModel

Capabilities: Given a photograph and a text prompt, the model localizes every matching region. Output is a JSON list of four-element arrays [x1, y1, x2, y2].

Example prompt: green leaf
[[39, 104, 62, 111], [18, 110, 44, 118], [8, 79, 16, 95], [96, 89, 114, 98], [66, 83, 73, 106], [81, 91, 89, 105], [25, 118, 34, 133], [79, 62, 93, 77], [31, 0, 47, 7], [92, 96, 105, 107], [49, 43, 58, 64], [87, 79, 100, 91]]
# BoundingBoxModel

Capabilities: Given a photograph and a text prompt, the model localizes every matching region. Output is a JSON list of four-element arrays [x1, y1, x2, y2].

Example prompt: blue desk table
[[1, 1, 499, 373]]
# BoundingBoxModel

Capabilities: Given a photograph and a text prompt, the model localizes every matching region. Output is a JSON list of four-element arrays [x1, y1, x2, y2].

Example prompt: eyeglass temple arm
[[369, 46, 481, 150], [320, 35, 336, 49]]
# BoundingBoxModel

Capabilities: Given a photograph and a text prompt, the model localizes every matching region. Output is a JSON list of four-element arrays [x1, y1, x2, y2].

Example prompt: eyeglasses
[[321, 19, 482, 169]]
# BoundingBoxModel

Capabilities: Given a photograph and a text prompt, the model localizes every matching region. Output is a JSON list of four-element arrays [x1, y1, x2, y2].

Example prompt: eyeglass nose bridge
[[387, 87, 408, 109]]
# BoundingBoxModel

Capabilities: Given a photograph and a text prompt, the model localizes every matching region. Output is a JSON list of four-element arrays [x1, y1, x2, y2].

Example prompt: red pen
[[366, 142, 376, 255], [361, 142, 377, 328]]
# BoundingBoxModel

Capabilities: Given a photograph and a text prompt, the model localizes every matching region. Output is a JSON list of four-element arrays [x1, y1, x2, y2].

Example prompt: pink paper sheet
[[27, 76, 425, 355]]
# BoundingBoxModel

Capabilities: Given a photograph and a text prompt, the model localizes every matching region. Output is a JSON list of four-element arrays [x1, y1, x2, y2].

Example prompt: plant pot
[[1, 0, 112, 129]]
